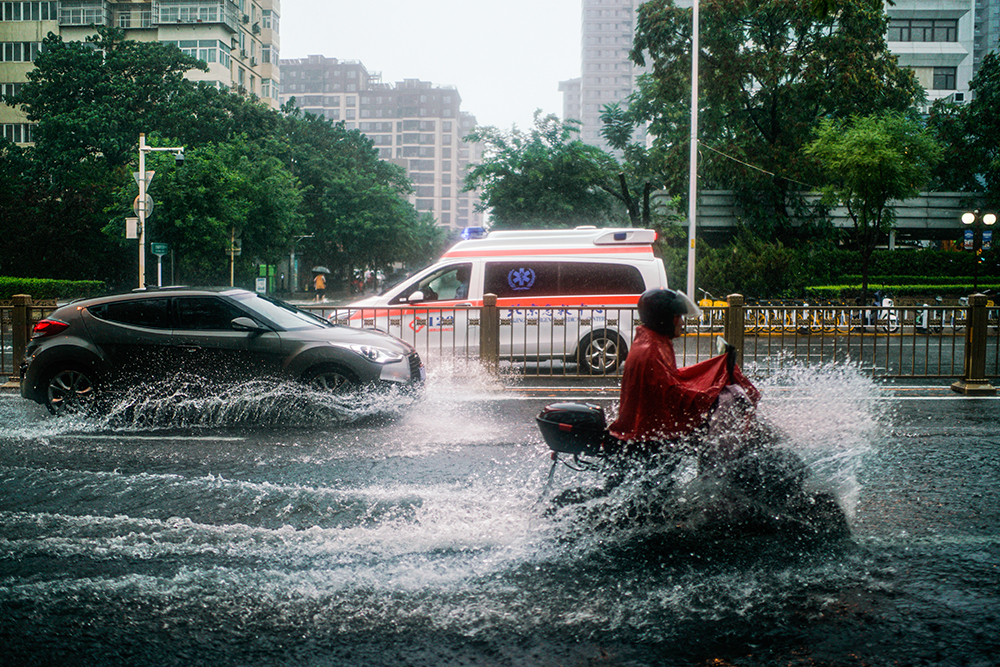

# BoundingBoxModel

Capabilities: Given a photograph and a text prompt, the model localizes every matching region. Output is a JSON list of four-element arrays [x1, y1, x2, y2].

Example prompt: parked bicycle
[[697, 289, 728, 332]]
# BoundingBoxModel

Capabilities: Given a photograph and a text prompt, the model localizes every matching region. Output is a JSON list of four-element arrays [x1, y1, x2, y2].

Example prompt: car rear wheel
[[577, 330, 627, 375], [302, 364, 359, 395], [45, 365, 98, 415]]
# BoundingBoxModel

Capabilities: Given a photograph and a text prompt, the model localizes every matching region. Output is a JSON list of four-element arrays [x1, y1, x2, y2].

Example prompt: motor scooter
[[915, 296, 944, 334], [535, 339, 849, 538], [863, 290, 899, 332]]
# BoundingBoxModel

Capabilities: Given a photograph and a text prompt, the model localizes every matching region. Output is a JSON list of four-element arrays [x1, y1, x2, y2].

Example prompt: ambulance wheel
[[577, 330, 626, 374]]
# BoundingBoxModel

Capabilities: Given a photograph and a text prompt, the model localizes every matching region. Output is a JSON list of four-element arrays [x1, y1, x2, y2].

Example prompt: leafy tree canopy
[[805, 111, 942, 300], [625, 0, 922, 237], [1, 27, 440, 288], [928, 52, 1000, 209], [463, 111, 625, 229]]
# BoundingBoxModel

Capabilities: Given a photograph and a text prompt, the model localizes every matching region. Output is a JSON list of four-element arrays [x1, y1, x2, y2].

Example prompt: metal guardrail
[[306, 293, 999, 389], [3, 293, 995, 393]]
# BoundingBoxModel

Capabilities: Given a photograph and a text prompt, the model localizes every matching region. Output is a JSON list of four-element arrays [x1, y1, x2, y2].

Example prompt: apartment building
[[279, 55, 484, 233], [1, 0, 281, 144]]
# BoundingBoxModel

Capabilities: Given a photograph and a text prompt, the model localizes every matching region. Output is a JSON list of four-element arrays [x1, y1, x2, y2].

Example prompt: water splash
[[540, 361, 887, 553]]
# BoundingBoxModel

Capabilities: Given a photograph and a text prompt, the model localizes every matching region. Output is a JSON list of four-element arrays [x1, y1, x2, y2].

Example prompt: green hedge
[[0, 277, 106, 301], [805, 283, 1000, 300], [840, 275, 987, 285]]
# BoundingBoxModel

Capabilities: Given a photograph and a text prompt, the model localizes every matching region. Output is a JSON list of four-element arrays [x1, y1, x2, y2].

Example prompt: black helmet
[[637, 288, 701, 335]]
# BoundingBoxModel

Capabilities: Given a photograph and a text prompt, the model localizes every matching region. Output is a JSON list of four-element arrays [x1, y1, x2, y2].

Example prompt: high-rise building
[[279, 55, 484, 233], [559, 77, 581, 130], [1, 0, 281, 144], [565, 0, 646, 151], [974, 0, 1000, 76]]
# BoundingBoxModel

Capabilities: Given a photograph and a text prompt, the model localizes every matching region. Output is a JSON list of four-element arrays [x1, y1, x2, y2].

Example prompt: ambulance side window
[[484, 262, 645, 298], [560, 262, 645, 295], [390, 263, 473, 304]]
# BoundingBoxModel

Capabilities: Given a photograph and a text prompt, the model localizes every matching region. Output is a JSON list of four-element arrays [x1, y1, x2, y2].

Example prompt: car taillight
[[32, 318, 70, 339]]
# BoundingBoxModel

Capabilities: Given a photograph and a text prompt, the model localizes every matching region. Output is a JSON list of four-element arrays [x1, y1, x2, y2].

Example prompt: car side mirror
[[405, 290, 426, 303], [232, 316, 265, 333]]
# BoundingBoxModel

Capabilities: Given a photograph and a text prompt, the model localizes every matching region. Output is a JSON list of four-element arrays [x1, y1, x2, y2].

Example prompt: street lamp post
[[961, 209, 996, 292], [137, 133, 185, 289], [686, 0, 700, 302]]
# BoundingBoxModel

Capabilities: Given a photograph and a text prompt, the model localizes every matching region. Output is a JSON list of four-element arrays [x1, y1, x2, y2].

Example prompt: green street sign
[[151, 242, 168, 256]]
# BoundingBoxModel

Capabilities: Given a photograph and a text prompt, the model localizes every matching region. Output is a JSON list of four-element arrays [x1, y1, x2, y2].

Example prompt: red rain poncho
[[608, 326, 760, 443]]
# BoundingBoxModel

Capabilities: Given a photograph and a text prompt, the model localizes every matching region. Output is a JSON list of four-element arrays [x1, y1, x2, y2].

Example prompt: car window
[[389, 263, 472, 304], [175, 296, 248, 331], [231, 292, 329, 331], [483, 261, 645, 298], [89, 298, 173, 329]]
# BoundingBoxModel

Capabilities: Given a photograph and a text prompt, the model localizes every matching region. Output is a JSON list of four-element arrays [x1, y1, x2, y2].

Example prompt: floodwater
[[0, 361, 998, 667]]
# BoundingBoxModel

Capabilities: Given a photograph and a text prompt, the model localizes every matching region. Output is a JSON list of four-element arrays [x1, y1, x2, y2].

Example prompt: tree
[[2, 28, 430, 288], [625, 0, 922, 238], [805, 112, 941, 302], [11, 28, 204, 174], [277, 107, 426, 280], [111, 138, 304, 285], [463, 111, 624, 229], [970, 54, 1000, 211], [1, 28, 211, 283], [929, 52, 1000, 209]]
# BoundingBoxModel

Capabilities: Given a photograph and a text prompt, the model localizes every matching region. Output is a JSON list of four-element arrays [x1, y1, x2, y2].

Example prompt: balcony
[[59, 0, 109, 27], [155, 0, 240, 32]]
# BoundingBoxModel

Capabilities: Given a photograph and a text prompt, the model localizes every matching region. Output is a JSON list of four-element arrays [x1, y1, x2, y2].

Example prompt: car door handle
[[456, 303, 473, 308]]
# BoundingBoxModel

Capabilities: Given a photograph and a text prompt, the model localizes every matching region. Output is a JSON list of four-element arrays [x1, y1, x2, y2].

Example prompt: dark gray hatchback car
[[20, 287, 424, 414]]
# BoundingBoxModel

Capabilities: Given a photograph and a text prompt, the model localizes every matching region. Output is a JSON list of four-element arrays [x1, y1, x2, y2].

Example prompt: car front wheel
[[302, 364, 359, 395], [45, 365, 98, 415]]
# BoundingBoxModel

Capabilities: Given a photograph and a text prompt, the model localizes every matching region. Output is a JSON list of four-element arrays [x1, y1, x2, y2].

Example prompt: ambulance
[[334, 227, 669, 373]]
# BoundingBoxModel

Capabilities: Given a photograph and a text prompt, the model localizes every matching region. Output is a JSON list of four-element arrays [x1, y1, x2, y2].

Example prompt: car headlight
[[332, 342, 405, 364]]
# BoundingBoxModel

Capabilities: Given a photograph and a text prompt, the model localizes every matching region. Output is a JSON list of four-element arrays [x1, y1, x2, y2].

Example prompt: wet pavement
[[0, 366, 997, 666]]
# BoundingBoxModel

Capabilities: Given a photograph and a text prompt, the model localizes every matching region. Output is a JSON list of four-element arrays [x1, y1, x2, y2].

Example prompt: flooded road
[[1, 364, 998, 666]]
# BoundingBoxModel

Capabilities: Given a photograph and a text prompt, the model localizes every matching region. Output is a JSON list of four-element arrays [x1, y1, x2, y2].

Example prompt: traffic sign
[[133, 194, 154, 217], [133, 170, 155, 186], [151, 242, 168, 256]]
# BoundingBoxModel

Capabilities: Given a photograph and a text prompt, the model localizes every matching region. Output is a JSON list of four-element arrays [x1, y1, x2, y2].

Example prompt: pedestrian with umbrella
[[312, 266, 329, 302]]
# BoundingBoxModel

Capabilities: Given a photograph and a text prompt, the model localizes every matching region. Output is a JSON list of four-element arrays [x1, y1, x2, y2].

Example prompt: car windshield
[[232, 292, 332, 331]]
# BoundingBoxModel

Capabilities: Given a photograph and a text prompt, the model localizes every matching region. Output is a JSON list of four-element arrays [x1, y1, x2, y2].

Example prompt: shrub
[[0, 277, 106, 301]]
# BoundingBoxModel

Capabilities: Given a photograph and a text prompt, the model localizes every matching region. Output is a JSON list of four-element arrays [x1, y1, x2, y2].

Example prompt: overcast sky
[[279, 0, 582, 130]]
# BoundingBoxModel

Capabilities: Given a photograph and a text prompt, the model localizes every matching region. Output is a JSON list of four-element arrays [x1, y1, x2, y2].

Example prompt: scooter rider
[[607, 288, 760, 454]]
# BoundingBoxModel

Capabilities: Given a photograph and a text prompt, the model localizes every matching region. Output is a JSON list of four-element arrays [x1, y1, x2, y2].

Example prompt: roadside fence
[[311, 293, 999, 392], [3, 293, 996, 394]]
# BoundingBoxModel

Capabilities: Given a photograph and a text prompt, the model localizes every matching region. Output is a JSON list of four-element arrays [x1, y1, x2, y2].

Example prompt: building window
[[933, 66, 957, 89], [2, 2, 58, 20], [1, 42, 42, 62], [262, 9, 277, 31], [888, 18, 958, 42], [2, 123, 34, 143]]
